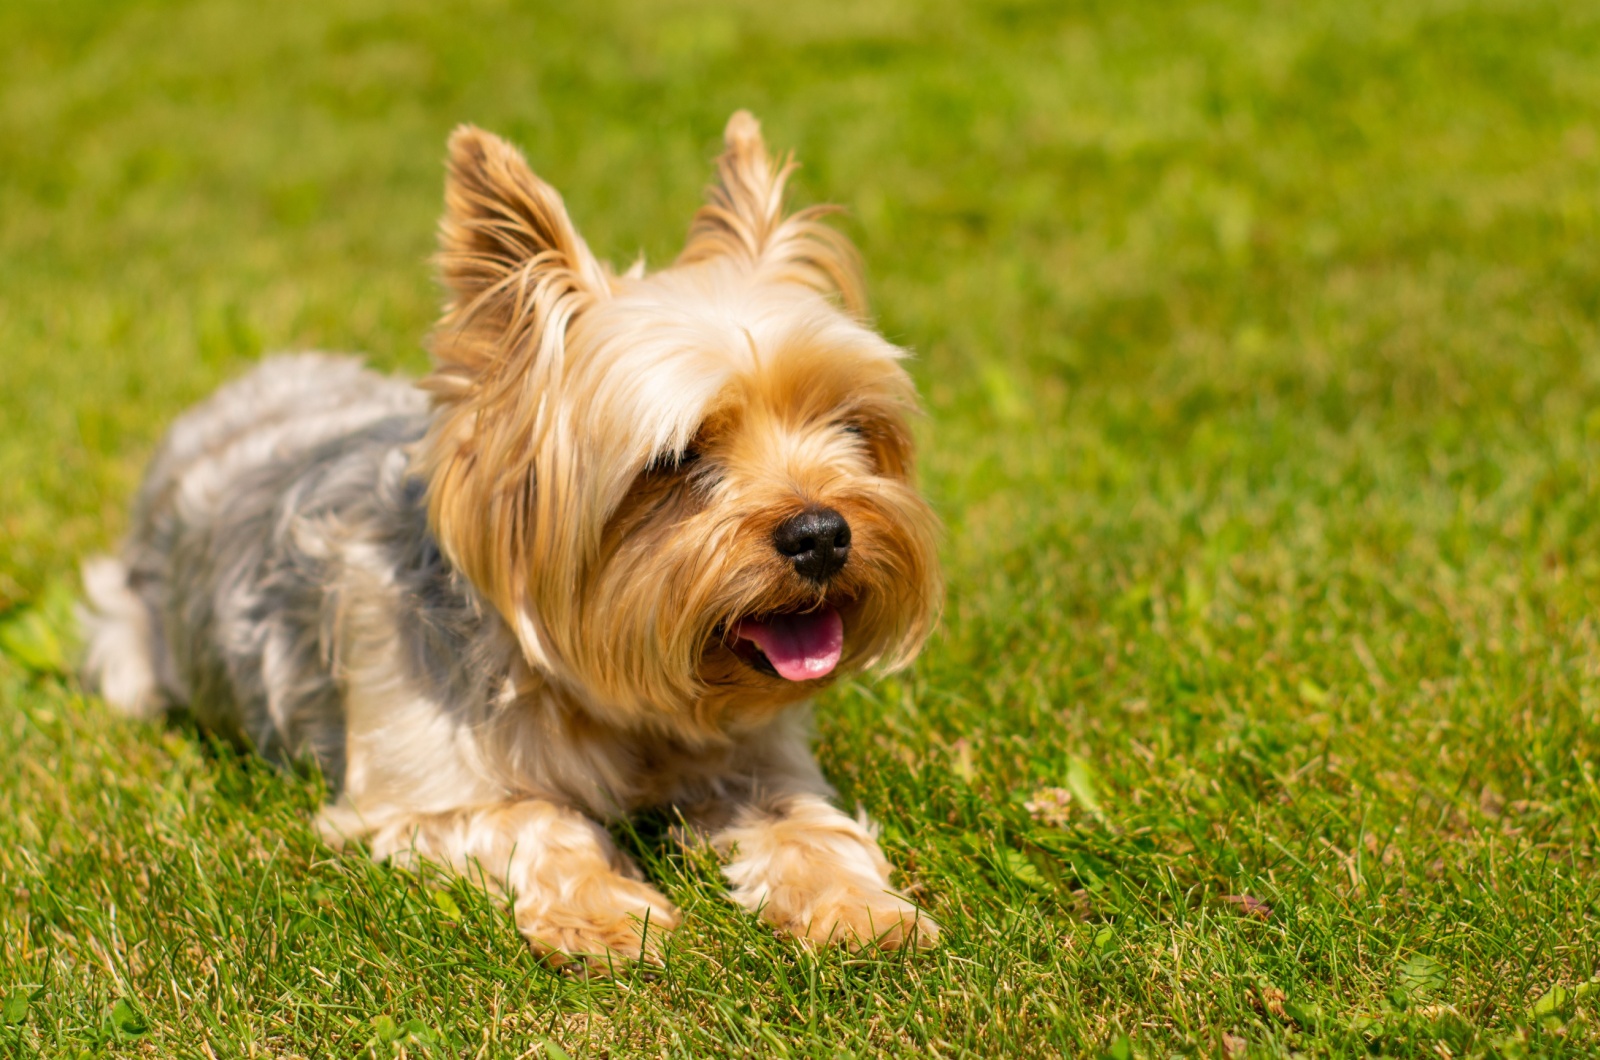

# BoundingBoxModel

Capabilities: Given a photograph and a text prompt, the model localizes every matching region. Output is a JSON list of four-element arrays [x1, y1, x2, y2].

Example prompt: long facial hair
[[419, 113, 941, 738]]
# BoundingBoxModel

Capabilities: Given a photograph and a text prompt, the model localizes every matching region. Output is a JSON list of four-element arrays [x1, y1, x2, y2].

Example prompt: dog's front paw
[[790, 888, 939, 952], [515, 878, 680, 973]]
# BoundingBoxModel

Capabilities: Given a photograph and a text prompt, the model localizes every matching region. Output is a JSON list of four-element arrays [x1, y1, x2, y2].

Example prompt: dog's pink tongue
[[736, 608, 844, 681]]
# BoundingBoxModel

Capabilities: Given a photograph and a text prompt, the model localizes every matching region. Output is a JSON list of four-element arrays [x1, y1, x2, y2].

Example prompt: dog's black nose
[[773, 507, 851, 583]]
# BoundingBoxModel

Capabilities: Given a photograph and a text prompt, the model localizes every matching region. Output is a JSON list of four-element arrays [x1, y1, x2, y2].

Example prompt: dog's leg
[[709, 791, 938, 950], [318, 800, 678, 970]]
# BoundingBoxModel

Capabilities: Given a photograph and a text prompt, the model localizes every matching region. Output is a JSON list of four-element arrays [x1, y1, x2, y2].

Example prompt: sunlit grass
[[3, 0, 1600, 1055]]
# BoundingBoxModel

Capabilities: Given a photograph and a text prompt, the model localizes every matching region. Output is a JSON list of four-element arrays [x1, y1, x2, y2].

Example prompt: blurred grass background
[[4, 0, 1600, 1056]]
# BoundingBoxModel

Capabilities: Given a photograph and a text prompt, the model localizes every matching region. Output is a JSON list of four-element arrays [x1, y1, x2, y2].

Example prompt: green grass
[[4, 0, 1600, 1055]]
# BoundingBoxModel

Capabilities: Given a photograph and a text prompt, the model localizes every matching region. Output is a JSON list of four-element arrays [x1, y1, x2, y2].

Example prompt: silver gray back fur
[[84, 354, 501, 793]]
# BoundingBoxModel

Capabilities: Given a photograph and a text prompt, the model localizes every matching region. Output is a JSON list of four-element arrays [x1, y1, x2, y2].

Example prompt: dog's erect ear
[[430, 125, 609, 382], [422, 127, 612, 662], [678, 111, 867, 318]]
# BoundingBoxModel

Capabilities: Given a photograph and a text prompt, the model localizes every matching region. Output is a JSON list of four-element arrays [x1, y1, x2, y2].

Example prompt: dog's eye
[[646, 446, 700, 474], [839, 422, 865, 438]]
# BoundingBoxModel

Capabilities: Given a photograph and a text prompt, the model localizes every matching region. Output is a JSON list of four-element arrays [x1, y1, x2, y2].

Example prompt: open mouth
[[730, 607, 844, 682]]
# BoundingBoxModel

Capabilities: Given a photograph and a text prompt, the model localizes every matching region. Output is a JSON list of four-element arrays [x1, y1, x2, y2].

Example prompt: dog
[[81, 112, 942, 969]]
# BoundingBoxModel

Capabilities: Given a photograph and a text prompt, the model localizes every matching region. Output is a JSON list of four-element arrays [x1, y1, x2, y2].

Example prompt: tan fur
[[322, 798, 679, 967], [99, 111, 943, 970], [718, 793, 937, 949], [374, 112, 942, 965], [420, 117, 937, 722]]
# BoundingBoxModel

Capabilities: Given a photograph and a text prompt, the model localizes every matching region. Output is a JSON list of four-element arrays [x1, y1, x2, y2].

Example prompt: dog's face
[[421, 113, 939, 735]]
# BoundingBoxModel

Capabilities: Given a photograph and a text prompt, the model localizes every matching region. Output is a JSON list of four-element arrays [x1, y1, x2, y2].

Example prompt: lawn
[[4, 0, 1600, 1055]]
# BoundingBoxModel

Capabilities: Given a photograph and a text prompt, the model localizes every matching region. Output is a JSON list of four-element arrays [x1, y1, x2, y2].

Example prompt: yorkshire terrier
[[81, 112, 941, 968]]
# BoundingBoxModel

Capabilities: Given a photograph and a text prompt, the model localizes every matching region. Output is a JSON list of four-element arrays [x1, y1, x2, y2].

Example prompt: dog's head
[[421, 112, 940, 735]]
